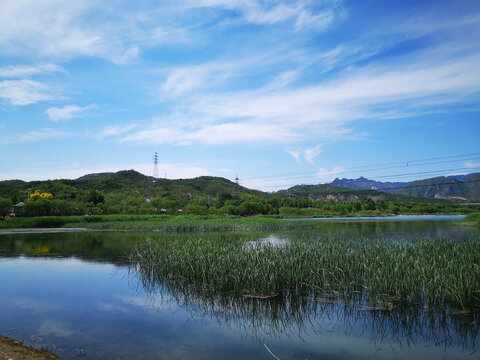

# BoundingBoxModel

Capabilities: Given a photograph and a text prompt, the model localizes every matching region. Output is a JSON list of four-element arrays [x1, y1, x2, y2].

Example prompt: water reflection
[[242, 235, 290, 250], [0, 221, 479, 359], [132, 261, 480, 354], [1, 221, 476, 261]]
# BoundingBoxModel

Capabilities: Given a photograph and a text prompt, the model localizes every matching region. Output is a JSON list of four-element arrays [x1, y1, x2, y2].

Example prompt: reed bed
[[460, 212, 480, 227], [66, 216, 317, 232], [130, 236, 480, 311], [1, 214, 313, 231]]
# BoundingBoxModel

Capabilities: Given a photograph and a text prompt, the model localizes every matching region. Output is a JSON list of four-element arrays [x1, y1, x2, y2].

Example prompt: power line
[[246, 167, 480, 190], [242, 152, 480, 182], [249, 167, 480, 192], [254, 178, 480, 194], [369, 167, 480, 180], [386, 178, 480, 192]]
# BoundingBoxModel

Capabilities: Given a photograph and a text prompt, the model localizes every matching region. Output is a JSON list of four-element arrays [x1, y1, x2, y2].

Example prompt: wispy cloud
[[0, 63, 64, 78], [465, 162, 480, 169], [287, 150, 301, 163], [21, 128, 68, 142], [304, 144, 322, 164], [242, 177, 296, 192], [179, 0, 341, 31], [0, 1, 189, 64], [0, 79, 55, 105], [46, 104, 97, 122], [0, 162, 211, 181], [119, 122, 299, 145], [98, 124, 138, 139], [120, 48, 480, 147], [316, 165, 345, 181]]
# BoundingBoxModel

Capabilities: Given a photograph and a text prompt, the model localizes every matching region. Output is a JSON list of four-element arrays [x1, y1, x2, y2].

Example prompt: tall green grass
[[0, 216, 86, 229], [73, 216, 318, 232], [0, 214, 319, 231], [130, 235, 480, 311], [460, 213, 480, 227]]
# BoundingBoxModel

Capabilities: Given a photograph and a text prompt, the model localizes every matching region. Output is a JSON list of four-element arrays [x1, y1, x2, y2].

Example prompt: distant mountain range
[[330, 177, 408, 191], [330, 173, 480, 201], [274, 184, 422, 203]]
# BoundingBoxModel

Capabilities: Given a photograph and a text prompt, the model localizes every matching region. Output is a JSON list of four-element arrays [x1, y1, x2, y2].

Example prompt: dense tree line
[[1, 189, 477, 218], [1, 171, 478, 218]]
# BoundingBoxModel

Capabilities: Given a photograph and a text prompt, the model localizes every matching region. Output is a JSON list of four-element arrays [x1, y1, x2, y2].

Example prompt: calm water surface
[[0, 220, 478, 359]]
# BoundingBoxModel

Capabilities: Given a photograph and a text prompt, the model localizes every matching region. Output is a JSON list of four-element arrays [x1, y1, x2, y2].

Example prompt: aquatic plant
[[130, 235, 480, 311], [460, 212, 480, 227]]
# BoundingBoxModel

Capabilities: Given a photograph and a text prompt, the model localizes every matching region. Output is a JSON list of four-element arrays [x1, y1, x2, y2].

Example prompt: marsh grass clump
[[130, 236, 480, 311], [66, 215, 318, 232], [460, 212, 480, 227], [1, 214, 312, 231]]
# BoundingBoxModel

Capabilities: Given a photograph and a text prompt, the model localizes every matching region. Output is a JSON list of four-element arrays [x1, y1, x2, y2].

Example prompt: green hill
[[0, 170, 477, 218], [0, 170, 262, 203]]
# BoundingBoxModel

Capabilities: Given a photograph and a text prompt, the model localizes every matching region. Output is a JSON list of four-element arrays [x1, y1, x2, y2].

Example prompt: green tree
[[86, 190, 105, 205], [0, 197, 13, 218]]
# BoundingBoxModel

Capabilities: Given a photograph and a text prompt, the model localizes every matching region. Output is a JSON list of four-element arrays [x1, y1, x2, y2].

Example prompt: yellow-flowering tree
[[29, 190, 54, 200]]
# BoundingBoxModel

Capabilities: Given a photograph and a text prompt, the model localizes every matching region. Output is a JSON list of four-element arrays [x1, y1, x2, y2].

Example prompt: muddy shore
[[0, 336, 60, 360]]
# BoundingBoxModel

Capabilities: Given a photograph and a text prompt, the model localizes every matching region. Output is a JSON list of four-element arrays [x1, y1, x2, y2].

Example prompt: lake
[[0, 219, 478, 359]]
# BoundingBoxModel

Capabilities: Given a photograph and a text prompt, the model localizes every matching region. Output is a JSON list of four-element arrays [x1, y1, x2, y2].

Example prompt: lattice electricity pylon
[[153, 152, 159, 179], [235, 174, 239, 196]]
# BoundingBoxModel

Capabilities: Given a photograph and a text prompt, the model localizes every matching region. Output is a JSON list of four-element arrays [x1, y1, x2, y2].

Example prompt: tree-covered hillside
[[0, 170, 478, 218]]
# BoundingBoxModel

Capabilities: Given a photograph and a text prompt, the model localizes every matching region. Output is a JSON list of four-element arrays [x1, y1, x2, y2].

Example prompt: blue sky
[[0, 0, 479, 191]]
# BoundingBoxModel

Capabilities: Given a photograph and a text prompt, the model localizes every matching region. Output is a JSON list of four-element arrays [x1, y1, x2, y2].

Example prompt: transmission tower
[[153, 152, 159, 179], [147, 152, 159, 203], [235, 174, 239, 196]]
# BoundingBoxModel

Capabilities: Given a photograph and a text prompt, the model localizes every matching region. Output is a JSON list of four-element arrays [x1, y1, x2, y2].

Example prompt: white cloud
[[294, 9, 335, 31], [107, 45, 480, 148], [39, 320, 79, 338], [465, 162, 480, 169], [0, 1, 188, 64], [20, 128, 68, 142], [242, 177, 296, 192], [316, 165, 345, 181], [244, 3, 300, 25], [304, 144, 322, 164], [0, 79, 55, 105], [180, 0, 341, 31], [160, 68, 211, 98], [156, 52, 283, 100], [287, 150, 301, 163], [98, 124, 138, 139], [0, 162, 211, 181], [0, 63, 64, 78], [46, 104, 97, 122], [119, 122, 300, 145]]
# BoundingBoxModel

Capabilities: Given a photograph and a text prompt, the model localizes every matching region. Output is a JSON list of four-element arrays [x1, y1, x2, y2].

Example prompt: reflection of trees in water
[[132, 267, 479, 353], [314, 220, 479, 240]]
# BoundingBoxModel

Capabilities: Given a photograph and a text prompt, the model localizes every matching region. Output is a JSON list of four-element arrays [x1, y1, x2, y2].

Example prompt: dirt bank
[[0, 336, 60, 360]]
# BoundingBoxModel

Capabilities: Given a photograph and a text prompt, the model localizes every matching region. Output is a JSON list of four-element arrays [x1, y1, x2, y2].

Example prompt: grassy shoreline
[[460, 213, 480, 227], [0, 214, 318, 232], [0, 213, 469, 232]]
